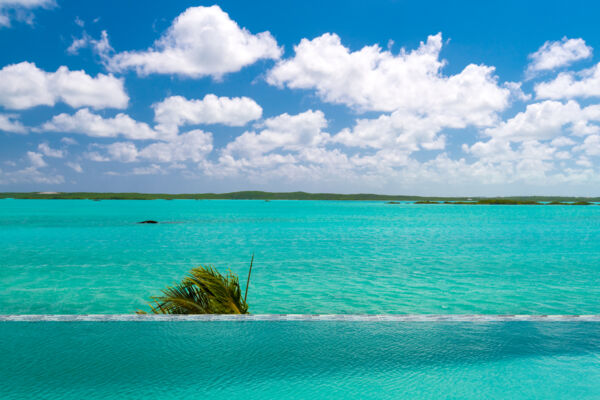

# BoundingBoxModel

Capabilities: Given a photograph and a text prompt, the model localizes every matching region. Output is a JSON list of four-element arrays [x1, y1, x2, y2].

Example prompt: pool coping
[[2, 314, 600, 322]]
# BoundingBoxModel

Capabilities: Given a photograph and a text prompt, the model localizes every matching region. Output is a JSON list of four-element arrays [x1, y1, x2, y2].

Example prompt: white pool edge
[[1, 314, 600, 322]]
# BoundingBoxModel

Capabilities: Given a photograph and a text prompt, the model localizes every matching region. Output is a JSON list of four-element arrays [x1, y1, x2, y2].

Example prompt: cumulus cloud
[[132, 164, 163, 175], [527, 37, 592, 76], [450, 98, 600, 187], [138, 130, 213, 163], [37, 142, 64, 158], [66, 161, 83, 173], [105, 142, 139, 162], [61, 137, 77, 145], [0, 148, 64, 185], [207, 110, 341, 180], [153, 94, 262, 134], [0, 0, 54, 27], [107, 5, 281, 78], [551, 136, 576, 147], [267, 33, 510, 125], [7, 25, 600, 193], [204, 98, 600, 190], [41, 108, 158, 140], [67, 30, 112, 61], [0, 62, 128, 110], [535, 63, 600, 100], [334, 111, 454, 151], [0, 113, 26, 133], [574, 134, 600, 156], [483, 100, 600, 141], [93, 130, 213, 164], [26, 151, 46, 168], [0, 166, 63, 184], [222, 110, 328, 158]]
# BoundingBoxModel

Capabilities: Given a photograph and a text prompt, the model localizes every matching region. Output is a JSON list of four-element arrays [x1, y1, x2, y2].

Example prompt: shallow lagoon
[[1, 199, 600, 314]]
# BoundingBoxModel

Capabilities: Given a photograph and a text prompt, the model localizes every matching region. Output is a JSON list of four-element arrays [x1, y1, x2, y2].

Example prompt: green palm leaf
[[139, 263, 250, 314]]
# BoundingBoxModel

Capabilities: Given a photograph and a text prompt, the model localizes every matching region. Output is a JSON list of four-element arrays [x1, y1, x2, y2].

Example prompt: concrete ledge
[[1, 314, 600, 322]]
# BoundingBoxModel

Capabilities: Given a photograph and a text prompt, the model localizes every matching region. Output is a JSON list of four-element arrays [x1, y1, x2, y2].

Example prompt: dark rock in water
[[138, 220, 158, 224]]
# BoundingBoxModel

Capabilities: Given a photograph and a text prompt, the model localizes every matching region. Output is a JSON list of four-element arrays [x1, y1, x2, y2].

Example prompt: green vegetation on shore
[[444, 199, 540, 205], [1, 191, 599, 203]]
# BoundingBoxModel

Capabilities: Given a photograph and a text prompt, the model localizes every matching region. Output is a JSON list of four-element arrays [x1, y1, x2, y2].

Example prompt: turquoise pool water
[[2, 321, 600, 399], [1, 199, 600, 314]]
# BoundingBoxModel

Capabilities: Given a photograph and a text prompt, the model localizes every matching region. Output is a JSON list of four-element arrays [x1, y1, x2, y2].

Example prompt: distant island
[[0, 191, 598, 204]]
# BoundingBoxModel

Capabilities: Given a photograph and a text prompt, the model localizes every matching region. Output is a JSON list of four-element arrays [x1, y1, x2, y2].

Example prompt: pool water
[[1, 199, 600, 314], [2, 321, 600, 399]]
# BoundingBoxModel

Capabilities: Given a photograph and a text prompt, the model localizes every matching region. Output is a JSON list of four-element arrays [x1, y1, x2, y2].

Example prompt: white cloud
[[464, 139, 556, 167], [106, 142, 138, 162], [200, 100, 600, 191], [66, 161, 83, 173], [26, 151, 46, 168], [0, 148, 64, 185], [41, 108, 158, 140], [504, 81, 532, 101], [153, 94, 262, 134], [0, 0, 53, 27], [61, 137, 77, 145], [576, 156, 593, 167], [551, 136, 576, 147], [67, 30, 112, 61], [84, 151, 109, 162], [94, 130, 213, 164], [574, 134, 600, 156], [267, 33, 510, 126], [0, 62, 128, 110], [0, 113, 26, 133], [223, 110, 328, 158], [206, 110, 341, 180], [139, 130, 213, 163], [37, 142, 64, 158], [535, 63, 600, 99], [334, 110, 455, 151], [527, 37, 592, 75], [108, 5, 281, 78], [67, 36, 88, 55], [132, 164, 163, 175], [483, 100, 600, 141], [0, 166, 63, 184]]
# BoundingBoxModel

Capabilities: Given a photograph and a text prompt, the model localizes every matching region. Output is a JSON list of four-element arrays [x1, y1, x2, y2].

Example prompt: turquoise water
[[2, 321, 600, 399], [1, 199, 600, 314]]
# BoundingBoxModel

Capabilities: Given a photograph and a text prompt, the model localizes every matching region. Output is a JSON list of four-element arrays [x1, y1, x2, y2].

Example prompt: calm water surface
[[1, 199, 599, 314]]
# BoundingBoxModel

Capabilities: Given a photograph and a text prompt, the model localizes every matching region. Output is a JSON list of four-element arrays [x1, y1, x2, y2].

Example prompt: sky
[[1, 0, 600, 195]]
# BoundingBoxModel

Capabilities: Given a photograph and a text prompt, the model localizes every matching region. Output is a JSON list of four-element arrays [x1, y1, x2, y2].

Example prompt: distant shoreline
[[1, 191, 599, 203]]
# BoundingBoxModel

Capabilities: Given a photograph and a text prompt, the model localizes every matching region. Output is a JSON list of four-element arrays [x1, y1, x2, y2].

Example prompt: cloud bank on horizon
[[1, 2, 600, 195]]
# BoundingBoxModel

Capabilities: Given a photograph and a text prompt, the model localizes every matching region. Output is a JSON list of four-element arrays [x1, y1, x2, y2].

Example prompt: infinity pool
[[2, 321, 600, 399]]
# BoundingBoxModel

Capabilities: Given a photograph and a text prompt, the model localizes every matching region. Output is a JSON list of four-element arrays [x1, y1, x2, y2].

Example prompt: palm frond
[[142, 264, 250, 314]]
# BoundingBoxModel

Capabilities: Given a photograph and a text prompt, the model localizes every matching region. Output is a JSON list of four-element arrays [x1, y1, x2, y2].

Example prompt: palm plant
[[139, 256, 253, 314]]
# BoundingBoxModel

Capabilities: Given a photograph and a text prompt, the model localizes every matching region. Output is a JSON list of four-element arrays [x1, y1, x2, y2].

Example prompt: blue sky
[[1, 0, 600, 195]]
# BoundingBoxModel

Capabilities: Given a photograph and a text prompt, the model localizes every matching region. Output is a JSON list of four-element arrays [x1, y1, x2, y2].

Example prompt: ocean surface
[[2, 321, 600, 399], [1, 199, 600, 314]]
